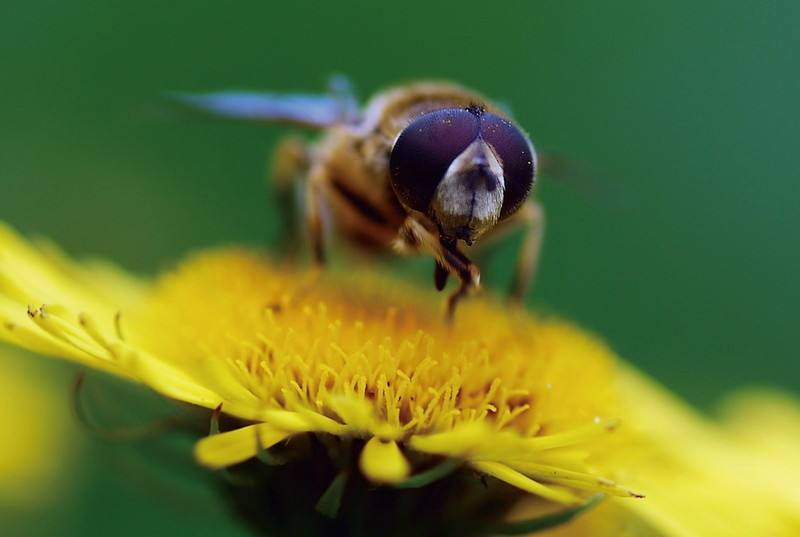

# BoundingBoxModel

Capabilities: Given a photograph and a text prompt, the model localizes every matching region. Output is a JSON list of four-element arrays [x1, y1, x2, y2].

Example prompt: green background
[[1, 1, 798, 535]]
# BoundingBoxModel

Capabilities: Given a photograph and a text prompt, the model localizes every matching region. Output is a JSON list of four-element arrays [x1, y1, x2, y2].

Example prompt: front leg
[[305, 163, 329, 266], [439, 238, 481, 320], [270, 137, 310, 257], [397, 217, 481, 321], [509, 200, 545, 301], [472, 199, 545, 302]]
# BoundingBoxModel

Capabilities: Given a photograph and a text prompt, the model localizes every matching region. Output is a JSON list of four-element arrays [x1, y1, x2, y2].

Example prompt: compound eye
[[480, 113, 536, 220], [390, 108, 480, 213]]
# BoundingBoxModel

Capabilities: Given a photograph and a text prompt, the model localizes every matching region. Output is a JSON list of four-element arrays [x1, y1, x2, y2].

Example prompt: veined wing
[[168, 90, 359, 128]]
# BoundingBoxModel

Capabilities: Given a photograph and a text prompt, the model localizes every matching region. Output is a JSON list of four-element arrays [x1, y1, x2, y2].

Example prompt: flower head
[[1, 222, 798, 536], [0, 224, 634, 497]]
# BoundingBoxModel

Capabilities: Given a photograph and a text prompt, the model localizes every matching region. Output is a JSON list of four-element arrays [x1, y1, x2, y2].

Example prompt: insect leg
[[272, 137, 309, 189], [467, 199, 544, 301], [434, 261, 449, 291], [270, 137, 310, 255], [306, 163, 330, 266], [397, 217, 480, 320], [440, 238, 481, 321], [503, 200, 545, 301]]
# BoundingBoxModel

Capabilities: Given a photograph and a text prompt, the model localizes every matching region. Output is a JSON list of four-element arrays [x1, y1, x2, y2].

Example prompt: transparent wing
[[167, 90, 359, 128], [537, 151, 632, 210]]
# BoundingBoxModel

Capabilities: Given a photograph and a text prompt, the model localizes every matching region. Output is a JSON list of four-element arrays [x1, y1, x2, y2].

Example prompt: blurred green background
[[1, 1, 798, 534]]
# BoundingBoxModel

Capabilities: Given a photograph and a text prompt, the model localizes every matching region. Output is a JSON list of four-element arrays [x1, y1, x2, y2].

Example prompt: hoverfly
[[174, 78, 543, 319]]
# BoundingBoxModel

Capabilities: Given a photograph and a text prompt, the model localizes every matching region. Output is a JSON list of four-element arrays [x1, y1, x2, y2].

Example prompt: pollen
[[137, 251, 618, 439], [143, 251, 639, 503], [0, 223, 636, 504], [3, 222, 800, 536]]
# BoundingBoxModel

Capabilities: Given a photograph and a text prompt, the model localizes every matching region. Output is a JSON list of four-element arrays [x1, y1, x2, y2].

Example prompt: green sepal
[[207, 404, 257, 486], [209, 403, 222, 435], [487, 494, 605, 535], [71, 371, 174, 440], [254, 423, 288, 466], [315, 471, 349, 518], [392, 459, 462, 489]]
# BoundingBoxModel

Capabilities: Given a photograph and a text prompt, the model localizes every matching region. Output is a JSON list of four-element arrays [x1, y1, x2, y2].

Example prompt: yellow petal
[[327, 395, 377, 432], [408, 421, 489, 457], [258, 409, 315, 432], [359, 437, 410, 484], [194, 424, 292, 469], [507, 461, 643, 498], [327, 394, 403, 439], [522, 418, 619, 451], [295, 407, 349, 435], [123, 352, 224, 409], [471, 460, 581, 504], [0, 300, 96, 365]]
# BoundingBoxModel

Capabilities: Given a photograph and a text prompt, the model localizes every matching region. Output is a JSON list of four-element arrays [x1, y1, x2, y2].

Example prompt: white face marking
[[431, 139, 505, 241]]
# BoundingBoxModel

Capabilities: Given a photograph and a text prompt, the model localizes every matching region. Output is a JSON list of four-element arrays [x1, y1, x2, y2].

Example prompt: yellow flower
[[0, 224, 635, 496], [529, 372, 800, 536], [1, 221, 798, 535]]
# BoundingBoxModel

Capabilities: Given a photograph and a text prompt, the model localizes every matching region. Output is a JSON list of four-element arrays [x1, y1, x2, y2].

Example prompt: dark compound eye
[[479, 113, 536, 220], [389, 107, 536, 221], [390, 108, 480, 213]]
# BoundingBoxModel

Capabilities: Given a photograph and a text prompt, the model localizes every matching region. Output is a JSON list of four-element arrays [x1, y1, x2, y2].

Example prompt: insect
[[173, 78, 544, 319]]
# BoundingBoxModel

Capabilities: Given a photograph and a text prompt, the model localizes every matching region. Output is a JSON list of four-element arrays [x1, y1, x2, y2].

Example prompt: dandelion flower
[[531, 371, 800, 536], [1, 222, 798, 535]]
